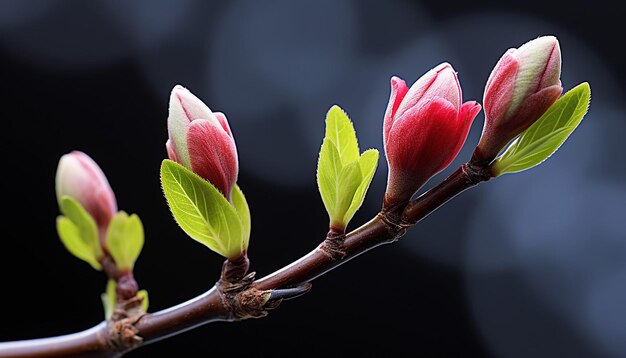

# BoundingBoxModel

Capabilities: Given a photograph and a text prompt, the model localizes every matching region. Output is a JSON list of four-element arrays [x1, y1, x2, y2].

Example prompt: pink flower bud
[[55, 151, 117, 227], [384, 63, 481, 207], [473, 36, 563, 165], [166, 85, 238, 199]]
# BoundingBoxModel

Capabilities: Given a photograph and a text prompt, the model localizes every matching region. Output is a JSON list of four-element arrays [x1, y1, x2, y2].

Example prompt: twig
[[0, 163, 492, 357]]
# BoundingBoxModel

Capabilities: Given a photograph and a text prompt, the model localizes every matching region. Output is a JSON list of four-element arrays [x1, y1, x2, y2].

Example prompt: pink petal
[[396, 63, 459, 118], [483, 53, 519, 124], [448, 101, 481, 168], [213, 112, 233, 138], [383, 76, 408, 146], [187, 119, 239, 199]]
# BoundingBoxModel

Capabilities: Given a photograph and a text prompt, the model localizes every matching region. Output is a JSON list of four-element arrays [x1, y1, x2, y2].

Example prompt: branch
[[0, 163, 492, 357]]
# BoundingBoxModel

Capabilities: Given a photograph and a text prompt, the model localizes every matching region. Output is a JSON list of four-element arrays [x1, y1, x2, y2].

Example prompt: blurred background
[[1, 0, 624, 357]]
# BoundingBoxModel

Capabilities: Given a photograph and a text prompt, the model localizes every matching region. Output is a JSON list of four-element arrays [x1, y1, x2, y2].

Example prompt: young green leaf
[[160, 160, 244, 259], [493, 83, 591, 175], [56, 217, 102, 270], [316, 106, 379, 231], [344, 149, 379, 225], [57, 196, 103, 269], [231, 185, 251, 252], [101, 279, 116, 319], [137, 289, 149, 313], [317, 138, 342, 221], [326, 105, 360, 165], [106, 212, 144, 271]]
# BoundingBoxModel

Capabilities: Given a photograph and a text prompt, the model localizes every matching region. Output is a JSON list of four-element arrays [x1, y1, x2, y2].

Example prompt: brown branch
[[0, 163, 493, 357]]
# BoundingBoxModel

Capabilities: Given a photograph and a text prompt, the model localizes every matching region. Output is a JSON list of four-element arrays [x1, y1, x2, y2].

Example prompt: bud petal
[[55, 151, 117, 227], [383, 76, 409, 147], [474, 36, 563, 165], [187, 118, 239, 199], [383, 63, 479, 207]]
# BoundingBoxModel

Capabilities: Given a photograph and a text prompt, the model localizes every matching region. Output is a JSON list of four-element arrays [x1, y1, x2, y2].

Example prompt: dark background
[[2, 1, 625, 357]]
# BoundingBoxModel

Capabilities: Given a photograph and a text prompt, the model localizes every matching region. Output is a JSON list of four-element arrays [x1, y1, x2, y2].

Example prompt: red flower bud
[[166, 85, 239, 200], [473, 36, 563, 165], [384, 63, 481, 207], [55, 151, 117, 228]]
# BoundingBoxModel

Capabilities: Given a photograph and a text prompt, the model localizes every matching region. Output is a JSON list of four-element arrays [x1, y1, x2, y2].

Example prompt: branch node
[[107, 296, 146, 352], [217, 271, 271, 320], [461, 162, 493, 185], [319, 230, 347, 260], [379, 205, 411, 240]]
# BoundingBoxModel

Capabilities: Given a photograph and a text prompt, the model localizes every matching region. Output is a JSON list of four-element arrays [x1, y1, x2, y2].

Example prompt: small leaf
[[317, 138, 342, 220], [101, 279, 116, 319], [106, 212, 144, 271], [326, 105, 360, 165], [56, 217, 101, 270], [137, 289, 149, 313], [332, 160, 362, 228], [344, 149, 379, 225], [58, 196, 102, 269], [231, 185, 251, 252], [161, 160, 244, 259], [493, 83, 591, 175]]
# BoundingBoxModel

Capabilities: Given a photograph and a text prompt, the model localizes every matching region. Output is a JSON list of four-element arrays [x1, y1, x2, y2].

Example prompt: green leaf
[[332, 160, 362, 228], [137, 289, 149, 313], [58, 196, 102, 269], [106, 212, 144, 271], [344, 149, 379, 225], [101, 279, 116, 319], [325, 105, 360, 165], [160, 160, 244, 259], [231, 185, 251, 252], [493, 83, 591, 175], [56, 217, 101, 270], [316, 106, 379, 230], [317, 138, 342, 221]]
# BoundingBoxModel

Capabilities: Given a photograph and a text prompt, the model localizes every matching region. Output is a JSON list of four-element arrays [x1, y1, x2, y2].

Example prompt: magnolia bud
[[166, 85, 239, 199], [473, 36, 563, 165], [55, 151, 117, 228], [384, 63, 481, 207]]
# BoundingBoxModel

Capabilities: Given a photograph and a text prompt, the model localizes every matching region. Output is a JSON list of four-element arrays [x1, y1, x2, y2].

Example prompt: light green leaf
[[317, 105, 379, 230], [101, 279, 116, 319], [231, 184, 251, 252], [317, 138, 342, 220], [332, 160, 362, 228], [160, 160, 244, 259], [56, 217, 101, 270], [137, 289, 149, 313], [493, 83, 591, 175], [58, 196, 102, 269], [106, 212, 144, 271], [344, 149, 379, 225], [325, 105, 360, 165]]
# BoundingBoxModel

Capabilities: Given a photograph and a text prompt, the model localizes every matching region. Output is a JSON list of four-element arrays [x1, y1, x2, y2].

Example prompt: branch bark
[[0, 163, 492, 357]]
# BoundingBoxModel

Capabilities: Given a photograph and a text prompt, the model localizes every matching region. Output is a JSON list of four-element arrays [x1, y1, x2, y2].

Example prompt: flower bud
[[473, 36, 563, 165], [384, 63, 481, 207], [55, 151, 117, 227], [166, 85, 239, 199]]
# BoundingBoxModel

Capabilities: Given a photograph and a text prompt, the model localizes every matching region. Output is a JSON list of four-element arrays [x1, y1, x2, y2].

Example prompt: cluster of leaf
[[57, 197, 144, 271], [56, 196, 147, 317], [316, 106, 378, 231]]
